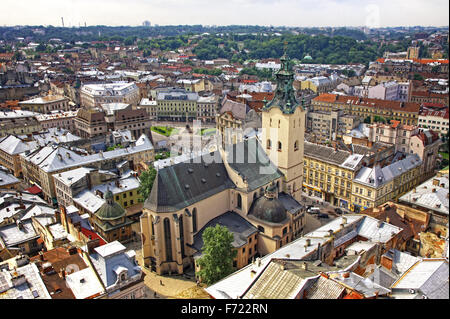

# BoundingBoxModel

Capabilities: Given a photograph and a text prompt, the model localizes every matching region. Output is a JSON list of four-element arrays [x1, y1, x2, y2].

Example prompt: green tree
[[197, 224, 237, 285], [413, 73, 424, 81], [137, 167, 157, 200]]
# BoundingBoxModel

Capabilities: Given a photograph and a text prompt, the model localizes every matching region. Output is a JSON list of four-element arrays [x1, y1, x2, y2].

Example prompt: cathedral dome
[[96, 190, 126, 220], [248, 185, 287, 224]]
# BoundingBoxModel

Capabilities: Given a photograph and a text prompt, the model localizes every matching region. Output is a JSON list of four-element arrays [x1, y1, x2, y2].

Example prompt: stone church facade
[[140, 53, 307, 275]]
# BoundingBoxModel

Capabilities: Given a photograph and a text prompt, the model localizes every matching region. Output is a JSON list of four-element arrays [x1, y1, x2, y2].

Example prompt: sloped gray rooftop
[[191, 211, 258, 255]]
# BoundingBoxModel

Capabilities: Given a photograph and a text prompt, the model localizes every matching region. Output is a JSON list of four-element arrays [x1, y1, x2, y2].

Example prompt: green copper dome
[[248, 185, 287, 224], [96, 190, 126, 220], [262, 50, 302, 114]]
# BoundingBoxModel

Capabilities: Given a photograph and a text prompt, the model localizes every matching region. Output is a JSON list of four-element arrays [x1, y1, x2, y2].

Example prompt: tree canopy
[[197, 224, 237, 285], [137, 167, 157, 200]]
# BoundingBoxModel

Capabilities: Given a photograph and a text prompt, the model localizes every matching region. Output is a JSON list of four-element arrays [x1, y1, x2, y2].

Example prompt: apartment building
[[303, 142, 365, 209], [0, 135, 37, 177], [306, 109, 360, 142], [418, 108, 449, 137], [311, 94, 420, 125], [20, 134, 154, 203], [18, 95, 70, 114], [155, 87, 198, 122], [80, 82, 140, 108], [352, 154, 422, 212], [35, 110, 78, 132]]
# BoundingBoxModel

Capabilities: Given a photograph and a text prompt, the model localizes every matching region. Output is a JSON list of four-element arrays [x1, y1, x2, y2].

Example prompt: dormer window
[[120, 272, 127, 282]]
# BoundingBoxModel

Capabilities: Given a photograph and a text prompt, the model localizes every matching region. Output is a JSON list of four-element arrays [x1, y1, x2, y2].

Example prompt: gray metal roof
[[399, 174, 449, 216], [304, 142, 351, 166], [90, 241, 142, 289], [191, 211, 258, 254]]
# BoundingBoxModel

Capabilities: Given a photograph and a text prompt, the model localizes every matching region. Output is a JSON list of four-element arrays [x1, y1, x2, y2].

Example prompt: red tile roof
[[25, 185, 42, 195], [376, 57, 449, 64], [314, 94, 420, 113], [420, 108, 449, 119], [80, 227, 106, 246]]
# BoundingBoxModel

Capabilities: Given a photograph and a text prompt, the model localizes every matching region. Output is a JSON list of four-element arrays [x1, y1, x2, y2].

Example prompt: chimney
[[39, 251, 45, 261], [256, 257, 261, 267], [381, 255, 393, 270], [343, 272, 350, 278], [386, 217, 390, 224], [301, 262, 308, 271], [342, 217, 347, 225], [67, 246, 78, 255], [305, 239, 311, 247]]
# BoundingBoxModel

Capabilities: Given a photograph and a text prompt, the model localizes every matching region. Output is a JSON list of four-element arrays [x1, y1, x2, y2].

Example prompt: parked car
[[335, 208, 343, 215], [318, 213, 329, 219], [308, 207, 321, 214]]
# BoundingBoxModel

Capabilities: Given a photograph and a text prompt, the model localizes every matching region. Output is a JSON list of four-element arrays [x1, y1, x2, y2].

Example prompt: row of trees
[[191, 33, 408, 65]]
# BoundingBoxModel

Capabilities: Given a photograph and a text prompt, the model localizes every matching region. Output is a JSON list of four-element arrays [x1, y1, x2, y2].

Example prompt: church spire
[[262, 43, 302, 114]]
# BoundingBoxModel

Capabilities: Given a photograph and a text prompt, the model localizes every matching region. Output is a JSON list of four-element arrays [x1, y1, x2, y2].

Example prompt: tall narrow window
[[237, 194, 242, 209], [278, 141, 282, 151], [163, 218, 172, 262], [151, 216, 155, 236], [192, 208, 197, 233], [267, 139, 271, 149], [294, 140, 299, 151], [179, 215, 185, 258]]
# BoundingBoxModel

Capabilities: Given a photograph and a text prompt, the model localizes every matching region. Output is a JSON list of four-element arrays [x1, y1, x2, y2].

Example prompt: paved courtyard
[[124, 238, 199, 299]]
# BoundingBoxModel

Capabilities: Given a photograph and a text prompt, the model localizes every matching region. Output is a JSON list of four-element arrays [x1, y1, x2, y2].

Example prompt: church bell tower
[[261, 46, 305, 202]]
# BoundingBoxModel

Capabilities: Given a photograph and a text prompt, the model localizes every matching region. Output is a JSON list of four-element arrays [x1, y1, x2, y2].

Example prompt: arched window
[[192, 208, 197, 233], [293, 182, 296, 192], [237, 194, 242, 209], [163, 218, 172, 262], [267, 139, 271, 149], [278, 141, 282, 151], [278, 120, 280, 128], [179, 215, 185, 258], [294, 140, 299, 151]]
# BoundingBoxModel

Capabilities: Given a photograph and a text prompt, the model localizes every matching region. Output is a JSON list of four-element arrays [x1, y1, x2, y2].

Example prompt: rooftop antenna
[[61, 17, 65, 28]]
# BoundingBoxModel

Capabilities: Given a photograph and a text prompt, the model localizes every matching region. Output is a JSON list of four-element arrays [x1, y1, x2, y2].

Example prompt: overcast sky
[[1, 0, 448, 27]]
